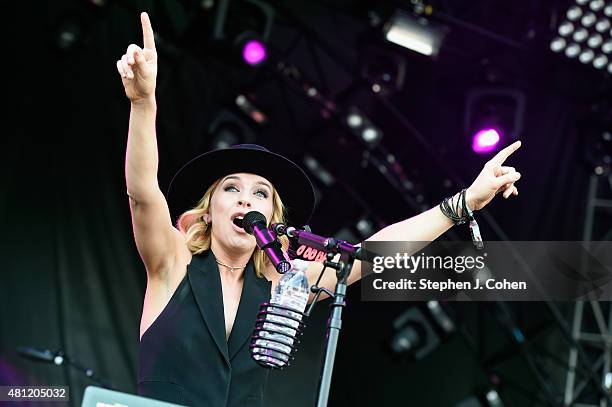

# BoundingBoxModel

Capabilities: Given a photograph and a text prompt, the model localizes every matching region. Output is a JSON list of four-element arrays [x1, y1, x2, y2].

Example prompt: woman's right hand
[[116, 12, 157, 103]]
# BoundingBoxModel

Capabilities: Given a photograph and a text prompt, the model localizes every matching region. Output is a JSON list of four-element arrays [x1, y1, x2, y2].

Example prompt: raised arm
[[306, 141, 523, 300], [117, 13, 185, 279]]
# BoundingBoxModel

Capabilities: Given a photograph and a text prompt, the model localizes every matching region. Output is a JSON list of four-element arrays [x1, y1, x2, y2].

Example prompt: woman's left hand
[[465, 141, 522, 211]]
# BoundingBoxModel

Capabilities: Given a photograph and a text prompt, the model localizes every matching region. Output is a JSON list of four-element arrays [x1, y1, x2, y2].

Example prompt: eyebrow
[[222, 175, 272, 191]]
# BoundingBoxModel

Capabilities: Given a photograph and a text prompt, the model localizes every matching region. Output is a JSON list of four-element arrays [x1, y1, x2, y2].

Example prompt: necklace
[[215, 259, 247, 273]]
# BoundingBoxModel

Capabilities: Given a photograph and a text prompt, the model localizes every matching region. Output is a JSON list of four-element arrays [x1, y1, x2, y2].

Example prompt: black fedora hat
[[167, 144, 316, 226]]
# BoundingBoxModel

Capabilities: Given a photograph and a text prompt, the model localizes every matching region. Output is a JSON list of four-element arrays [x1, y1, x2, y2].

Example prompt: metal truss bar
[[588, 296, 608, 337], [572, 354, 604, 404], [565, 301, 584, 405]]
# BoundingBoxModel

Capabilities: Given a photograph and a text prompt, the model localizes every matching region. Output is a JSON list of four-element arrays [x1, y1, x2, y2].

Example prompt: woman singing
[[116, 12, 522, 407]]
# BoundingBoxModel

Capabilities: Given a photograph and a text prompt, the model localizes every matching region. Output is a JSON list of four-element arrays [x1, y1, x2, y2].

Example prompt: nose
[[237, 197, 252, 208]]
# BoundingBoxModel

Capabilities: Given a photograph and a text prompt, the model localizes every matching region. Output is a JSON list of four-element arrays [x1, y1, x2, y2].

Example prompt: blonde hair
[[177, 177, 289, 278]]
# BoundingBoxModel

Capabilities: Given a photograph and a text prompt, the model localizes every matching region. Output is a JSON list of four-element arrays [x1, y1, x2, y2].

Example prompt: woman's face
[[208, 172, 275, 253]]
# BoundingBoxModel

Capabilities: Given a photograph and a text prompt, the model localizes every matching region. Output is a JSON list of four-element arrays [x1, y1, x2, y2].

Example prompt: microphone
[[270, 223, 290, 236], [270, 223, 381, 264], [236, 211, 292, 274], [17, 347, 64, 365]]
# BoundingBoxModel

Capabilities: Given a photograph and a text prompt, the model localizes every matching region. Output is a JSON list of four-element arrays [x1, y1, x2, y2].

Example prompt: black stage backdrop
[[1, 1, 608, 406]]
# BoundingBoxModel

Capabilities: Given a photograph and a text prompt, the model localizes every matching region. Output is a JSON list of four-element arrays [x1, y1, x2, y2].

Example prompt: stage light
[[383, 10, 446, 57], [582, 12, 597, 27], [427, 301, 456, 334], [236, 95, 246, 106], [303, 155, 335, 187], [603, 40, 612, 53], [593, 54, 608, 68], [465, 88, 525, 155], [596, 19, 611, 32], [608, 63, 612, 73], [453, 388, 505, 407], [362, 127, 381, 144], [390, 304, 456, 361], [241, 39, 267, 66], [389, 308, 438, 360], [234, 94, 268, 124], [485, 390, 504, 407], [605, 4, 612, 17], [211, 131, 239, 149], [566, 43, 581, 57], [207, 110, 256, 149], [559, 21, 575, 36], [567, 6, 583, 20], [453, 397, 483, 407], [551, 37, 567, 52], [344, 107, 383, 149], [577, 0, 589, 5], [54, 19, 82, 51], [360, 46, 407, 95], [355, 217, 375, 239], [58, 28, 78, 49], [472, 129, 501, 154], [573, 27, 589, 42], [211, 0, 274, 67], [585, 130, 611, 175], [588, 34, 603, 48], [605, 372, 612, 390], [579, 49, 595, 63], [346, 113, 363, 128], [590, 0, 605, 12]]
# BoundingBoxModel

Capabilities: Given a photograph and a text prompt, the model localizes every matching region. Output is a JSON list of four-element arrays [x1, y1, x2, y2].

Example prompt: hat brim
[[167, 147, 316, 226]]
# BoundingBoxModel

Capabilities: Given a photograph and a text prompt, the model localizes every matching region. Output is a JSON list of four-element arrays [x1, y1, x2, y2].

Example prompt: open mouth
[[231, 214, 244, 224], [230, 213, 247, 233]]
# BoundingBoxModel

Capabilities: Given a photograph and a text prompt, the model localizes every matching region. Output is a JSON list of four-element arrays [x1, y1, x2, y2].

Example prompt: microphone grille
[[242, 211, 267, 234]]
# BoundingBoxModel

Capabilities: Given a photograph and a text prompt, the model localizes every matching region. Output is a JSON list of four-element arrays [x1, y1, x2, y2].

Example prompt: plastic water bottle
[[252, 259, 310, 367]]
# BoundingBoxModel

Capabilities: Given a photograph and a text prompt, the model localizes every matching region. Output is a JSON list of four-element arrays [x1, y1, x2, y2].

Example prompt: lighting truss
[[550, 0, 612, 73]]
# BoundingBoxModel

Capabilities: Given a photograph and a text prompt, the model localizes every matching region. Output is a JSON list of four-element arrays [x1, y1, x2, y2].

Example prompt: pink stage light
[[242, 40, 267, 66], [472, 129, 501, 154]]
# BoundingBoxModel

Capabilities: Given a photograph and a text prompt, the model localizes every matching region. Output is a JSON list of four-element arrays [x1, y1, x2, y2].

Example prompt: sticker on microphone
[[288, 243, 328, 262]]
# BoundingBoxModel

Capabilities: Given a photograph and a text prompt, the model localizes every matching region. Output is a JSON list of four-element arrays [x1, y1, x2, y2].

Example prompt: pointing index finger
[[141, 12, 156, 51], [490, 140, 522, 165]]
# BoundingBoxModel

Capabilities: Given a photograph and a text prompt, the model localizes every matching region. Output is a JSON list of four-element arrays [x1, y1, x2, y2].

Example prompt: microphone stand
[[311, 250, 354, 407], [57, 351, 114, 389], [273, 225, 369, 407], [17, 347, 113, 389]]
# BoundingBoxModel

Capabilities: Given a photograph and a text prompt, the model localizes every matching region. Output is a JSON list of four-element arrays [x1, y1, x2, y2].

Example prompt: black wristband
[[439, 189, 484, 250], [439, 189, 469, 225]]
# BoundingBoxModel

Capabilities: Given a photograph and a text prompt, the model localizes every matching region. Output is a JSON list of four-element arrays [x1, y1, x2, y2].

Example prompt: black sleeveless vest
[[138, 250, 272, 406]]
